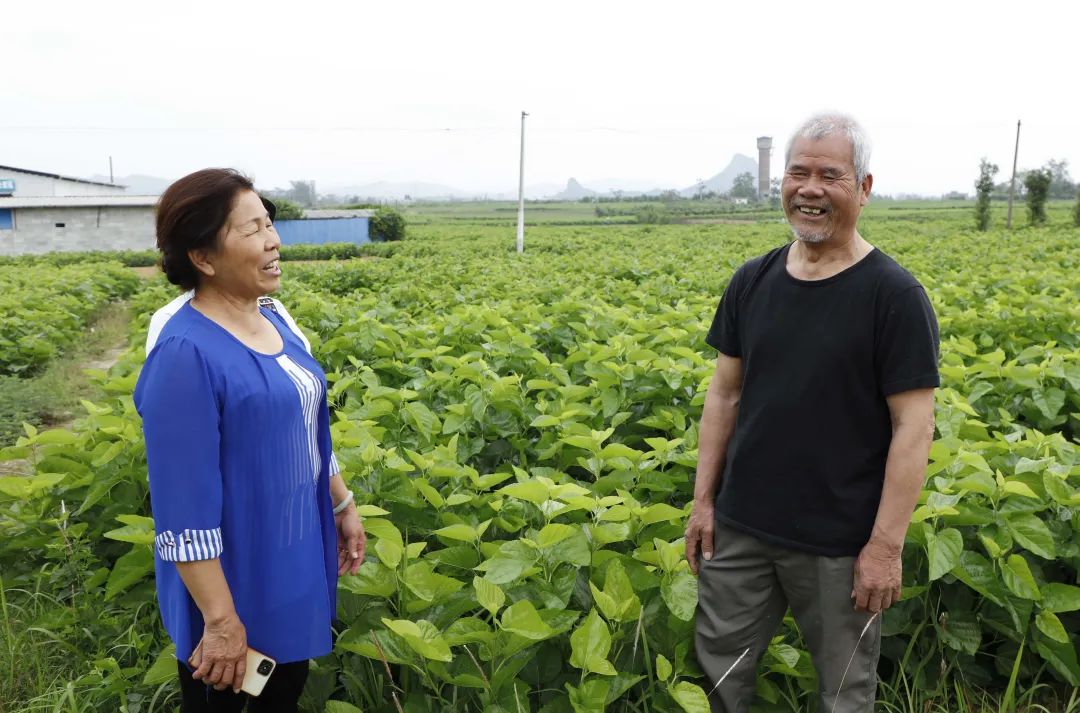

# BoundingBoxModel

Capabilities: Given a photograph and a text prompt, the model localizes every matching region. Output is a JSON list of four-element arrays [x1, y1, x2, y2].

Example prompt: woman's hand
[[189, 612, 248, 693], [335, 505, 366, 576]]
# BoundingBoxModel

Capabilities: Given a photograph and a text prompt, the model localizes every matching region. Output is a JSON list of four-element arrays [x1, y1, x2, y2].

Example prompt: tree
[[1074, 188, 1080, 228], [1023, 169, 1052, 226], [729, 172, 756, 200], [1045, 159, 1076, 199], [267, 197, 304, 220], [286, 180, 317, 207], [370, 207, 406, 241], [974, 158, 998, 231]]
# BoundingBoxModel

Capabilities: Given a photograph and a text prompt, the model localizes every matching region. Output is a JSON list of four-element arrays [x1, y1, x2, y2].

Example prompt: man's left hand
[[335, 507, 366, 576], [852, 538, 902, 613]]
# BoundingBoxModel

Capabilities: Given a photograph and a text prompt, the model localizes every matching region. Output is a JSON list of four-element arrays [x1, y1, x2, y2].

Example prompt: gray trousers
[[695, 523, 881, 713]]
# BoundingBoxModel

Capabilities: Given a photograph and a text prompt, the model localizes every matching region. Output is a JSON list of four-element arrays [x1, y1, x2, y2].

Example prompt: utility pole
[[516, 111, 528, 254], [1006, 120, 1020, 229], [109, 156, 114, 184]]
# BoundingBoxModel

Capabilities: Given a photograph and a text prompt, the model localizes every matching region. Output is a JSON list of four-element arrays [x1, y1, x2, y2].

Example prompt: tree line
[[975, 158, 1080, 230]]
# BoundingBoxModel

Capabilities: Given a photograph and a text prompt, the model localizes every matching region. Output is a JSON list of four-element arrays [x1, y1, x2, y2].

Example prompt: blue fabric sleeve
[[138, 338, 225, 562]]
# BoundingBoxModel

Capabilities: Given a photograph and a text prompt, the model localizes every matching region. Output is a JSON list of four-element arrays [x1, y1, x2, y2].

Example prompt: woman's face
[[198, 190, 282, 299]]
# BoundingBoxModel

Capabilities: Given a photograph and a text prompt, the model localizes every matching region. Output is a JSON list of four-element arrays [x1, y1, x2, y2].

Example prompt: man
[[686, 114, 939, 713]]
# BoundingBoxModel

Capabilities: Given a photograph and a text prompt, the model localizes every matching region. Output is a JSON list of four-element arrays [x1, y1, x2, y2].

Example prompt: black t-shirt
[[706, 242, 939, 556]]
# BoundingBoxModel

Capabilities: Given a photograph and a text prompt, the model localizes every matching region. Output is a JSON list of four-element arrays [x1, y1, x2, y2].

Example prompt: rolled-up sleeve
[[135, 337, 224, 562]]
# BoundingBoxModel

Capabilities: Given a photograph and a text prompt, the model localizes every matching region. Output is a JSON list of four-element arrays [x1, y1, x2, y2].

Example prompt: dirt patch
[[81, 344, 127, 373], [131, 265, 159, 279]]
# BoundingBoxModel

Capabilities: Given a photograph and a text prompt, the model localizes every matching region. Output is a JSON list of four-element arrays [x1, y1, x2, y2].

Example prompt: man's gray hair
[[785, 113, 872, 184]]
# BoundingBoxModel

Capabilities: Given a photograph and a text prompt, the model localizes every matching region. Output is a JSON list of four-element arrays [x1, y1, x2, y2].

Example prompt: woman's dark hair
[[155, 168, 256, 290]]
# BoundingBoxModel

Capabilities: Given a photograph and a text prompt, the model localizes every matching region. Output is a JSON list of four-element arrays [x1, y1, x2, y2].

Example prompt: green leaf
[[661, 571, 698, 622], [655, 654, 673, 681], [473, 576, 506, 617], [365, 518, 404, 568], [602, 560, 641, 622], [653, 538, 684, 573], [537, 523, 576, 549], [1032, 387, 1066, 420], [325, 702, 364, 713], [414, 479, 445, 508], [498, 480, 550, 505], [355, 504, 390, 517], [938, 610, 981, 655], [1001, 480, 1039, 499], [639, 503, 684, 526], [0, 473, 65, 498], [1042, 583, 1080, 613], [102, 524, 155, 546], [1036, 610, 1069, 644], [1004, 513, 1056, 560], [1034, 635, 1080, 686], [91, 441, 125, 467], [142, 644, 177, 685], [34, 428, 78, 445], [951, 551, 1004, 605], [926, 528, 963, 581], [381, 618, 452, 661], [549, 530, 592, 567], [104, 545, 154, 601], [1001, 554, 1042, 600], [476, 553, 537, 585], [669, 681, 711, 713], [566, 678, 611, 713], [500, 600, 554, 640], [338, 561, 397, 598], [569, 609, 616, 675], [403, 401, 441, 437], [402, 562, 464, 604], [433, 523, 479, 542]]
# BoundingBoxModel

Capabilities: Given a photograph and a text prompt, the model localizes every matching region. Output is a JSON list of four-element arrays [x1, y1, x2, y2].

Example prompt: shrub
[[1024, 169, 1052, 226], [268, 196, 305, 220], [974, 158, 998, 231], [370, 207, 407, 242]]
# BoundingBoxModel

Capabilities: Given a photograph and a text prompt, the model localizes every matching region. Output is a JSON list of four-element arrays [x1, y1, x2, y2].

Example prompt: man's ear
[[188, 248, 215, 279], [860, 173, 873, 206]]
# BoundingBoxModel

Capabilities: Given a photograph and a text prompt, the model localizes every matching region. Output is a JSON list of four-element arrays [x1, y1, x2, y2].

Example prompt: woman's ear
[[188, 248, 216, 279]]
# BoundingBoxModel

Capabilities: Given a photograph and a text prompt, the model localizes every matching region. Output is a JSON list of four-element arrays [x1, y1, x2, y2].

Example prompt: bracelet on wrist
[[333, 490, 354, 515]]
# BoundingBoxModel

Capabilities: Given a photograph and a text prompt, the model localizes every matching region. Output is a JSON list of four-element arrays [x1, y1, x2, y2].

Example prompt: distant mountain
[[679, 154, 758, 197], [485, 183, 564, 200], [581, 179, 670, 196], [551, 178, 598, 201], [88, 173, 172, 195], [326, 180, 476, 200]]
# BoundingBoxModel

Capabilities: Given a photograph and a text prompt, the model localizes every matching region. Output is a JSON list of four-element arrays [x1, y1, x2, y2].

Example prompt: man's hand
[[852, 538, 902, 613], [685, 500, 715, 575]]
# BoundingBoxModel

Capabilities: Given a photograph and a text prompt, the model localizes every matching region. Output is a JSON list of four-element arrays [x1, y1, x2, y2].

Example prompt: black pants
[[177, 659, 309, 713]]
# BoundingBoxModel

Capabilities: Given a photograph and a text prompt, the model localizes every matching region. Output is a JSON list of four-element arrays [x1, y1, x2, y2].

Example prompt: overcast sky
[[2, 0, 1076, 197]]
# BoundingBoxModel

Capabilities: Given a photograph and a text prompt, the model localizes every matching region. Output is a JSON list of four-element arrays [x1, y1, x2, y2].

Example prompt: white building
[[0, 164, 158, 255]]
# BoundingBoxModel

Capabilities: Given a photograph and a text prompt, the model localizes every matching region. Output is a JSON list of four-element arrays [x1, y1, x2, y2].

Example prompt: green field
[[1, 202, 1079, 712]]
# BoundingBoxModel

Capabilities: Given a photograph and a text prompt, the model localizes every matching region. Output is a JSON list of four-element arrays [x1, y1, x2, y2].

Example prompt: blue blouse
[[134, 301, 338, 664]]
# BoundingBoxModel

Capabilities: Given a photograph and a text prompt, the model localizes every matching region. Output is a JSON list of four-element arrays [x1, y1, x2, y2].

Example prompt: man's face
[[782, 134, 872, 244]]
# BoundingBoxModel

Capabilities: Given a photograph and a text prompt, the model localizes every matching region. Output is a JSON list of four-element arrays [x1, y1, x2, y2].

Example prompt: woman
[[134, 168, 365, 712]]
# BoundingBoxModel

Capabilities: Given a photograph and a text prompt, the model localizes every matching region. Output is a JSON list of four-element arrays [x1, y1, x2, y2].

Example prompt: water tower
[[756, 136, 773, 198]]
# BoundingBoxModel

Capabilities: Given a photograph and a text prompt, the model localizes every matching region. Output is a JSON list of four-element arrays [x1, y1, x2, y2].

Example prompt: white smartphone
[[239, 647, 277, 697], [188, 641, 277, 697]]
